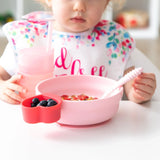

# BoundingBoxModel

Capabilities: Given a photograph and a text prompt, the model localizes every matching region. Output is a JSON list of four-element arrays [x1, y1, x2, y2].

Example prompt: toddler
[[0, 0, 156, 104]]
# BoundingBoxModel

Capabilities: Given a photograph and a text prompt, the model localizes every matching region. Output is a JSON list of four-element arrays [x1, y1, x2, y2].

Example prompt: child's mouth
[[71, 17, 86, 23]]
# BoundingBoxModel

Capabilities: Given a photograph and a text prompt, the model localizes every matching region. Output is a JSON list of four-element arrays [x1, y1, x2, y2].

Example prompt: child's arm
[[0, 66, 26, 104], [124, 67, 156, 103]]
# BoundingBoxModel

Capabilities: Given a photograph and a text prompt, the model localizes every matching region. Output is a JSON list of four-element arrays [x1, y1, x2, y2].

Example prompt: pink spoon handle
[[101, 67, 143, 99]]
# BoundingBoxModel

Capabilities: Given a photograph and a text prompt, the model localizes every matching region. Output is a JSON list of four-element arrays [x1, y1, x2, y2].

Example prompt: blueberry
[[32, 98, 40, 105], [47, 100, 57, 106], [47, 98, 54, 102], [37, 100, 48, 107], [31, 102, 37, 107]]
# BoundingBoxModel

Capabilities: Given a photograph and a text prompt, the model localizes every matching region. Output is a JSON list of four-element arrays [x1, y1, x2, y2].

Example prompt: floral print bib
[[3, 12, 135, 80]]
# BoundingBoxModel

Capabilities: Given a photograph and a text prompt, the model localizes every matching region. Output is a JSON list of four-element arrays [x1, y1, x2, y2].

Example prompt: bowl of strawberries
[[36, 75, 123, 126]]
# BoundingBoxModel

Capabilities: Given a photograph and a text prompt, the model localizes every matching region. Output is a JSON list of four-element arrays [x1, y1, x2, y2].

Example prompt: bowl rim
[[36, 75, 124, 103]]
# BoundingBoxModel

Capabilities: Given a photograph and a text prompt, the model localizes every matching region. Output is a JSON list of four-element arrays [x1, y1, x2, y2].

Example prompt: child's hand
[[0, 75, 26, 104], [125, 73, 156, 103]]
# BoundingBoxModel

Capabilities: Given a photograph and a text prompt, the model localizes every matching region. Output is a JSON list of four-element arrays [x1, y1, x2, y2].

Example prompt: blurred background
[[0, 0, 160, 70]]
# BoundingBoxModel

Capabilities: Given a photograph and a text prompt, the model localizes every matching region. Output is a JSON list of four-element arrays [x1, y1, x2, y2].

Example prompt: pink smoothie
[[18, 47, 54, 98]]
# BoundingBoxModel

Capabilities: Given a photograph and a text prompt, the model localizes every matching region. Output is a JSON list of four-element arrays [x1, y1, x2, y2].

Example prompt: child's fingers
[[1, 92, 21, 104], [130, 89, 146, 102], [134, 88, 151, 101], [133, 83, 154, 94], [135, 78, 153, 87], [7, 82, 26, 94], [8, 74, 22, 83], [138, 72, 156, 81], [3, 89, 22, 103], [134, 74, 156, 89], [6, 75, 26, 93]]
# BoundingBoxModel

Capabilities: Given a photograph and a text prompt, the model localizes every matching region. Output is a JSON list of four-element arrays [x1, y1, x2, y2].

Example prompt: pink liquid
[[18, 72, 53, 98], [18, 47, 54, 99]]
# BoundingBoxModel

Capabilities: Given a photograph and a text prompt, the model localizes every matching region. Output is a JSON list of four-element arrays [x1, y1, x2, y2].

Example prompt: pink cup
[[17, 47, 54, 99]]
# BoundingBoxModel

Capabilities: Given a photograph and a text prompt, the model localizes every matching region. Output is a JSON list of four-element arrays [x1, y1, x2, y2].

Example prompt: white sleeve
[[0, 43, 17, 76], [124, 49, 136, 70]]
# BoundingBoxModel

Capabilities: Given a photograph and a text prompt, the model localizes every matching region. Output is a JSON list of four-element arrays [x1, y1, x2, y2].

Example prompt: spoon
[[101, 67, 143, 99]]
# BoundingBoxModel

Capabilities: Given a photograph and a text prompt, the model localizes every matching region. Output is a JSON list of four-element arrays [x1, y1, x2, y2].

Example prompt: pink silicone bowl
[[36, 75, 123, 126]]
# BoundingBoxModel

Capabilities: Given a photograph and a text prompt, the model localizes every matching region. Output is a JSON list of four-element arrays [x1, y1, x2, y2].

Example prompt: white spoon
[[101, 67, 143, 99]]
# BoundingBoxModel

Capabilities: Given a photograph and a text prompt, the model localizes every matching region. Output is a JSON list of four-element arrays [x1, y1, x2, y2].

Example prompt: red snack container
[[21, 94, 62, 123]]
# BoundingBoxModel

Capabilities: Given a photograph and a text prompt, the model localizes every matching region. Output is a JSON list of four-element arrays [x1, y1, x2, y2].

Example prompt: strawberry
[[71, 95, 79, 101], [77, 94, 89, 101], [61, 95, 71, 100]]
